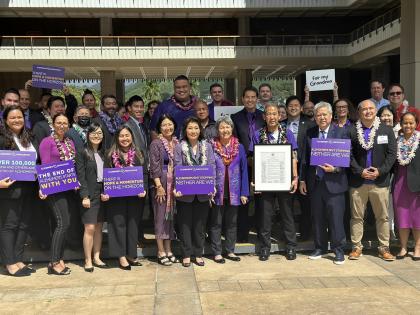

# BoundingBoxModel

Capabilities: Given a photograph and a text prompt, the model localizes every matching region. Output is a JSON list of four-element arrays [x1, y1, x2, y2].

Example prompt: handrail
[[0, 6, 401, 49]]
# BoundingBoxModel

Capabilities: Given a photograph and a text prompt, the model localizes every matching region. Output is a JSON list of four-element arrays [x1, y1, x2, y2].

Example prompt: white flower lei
[[356, 117, 381, 150], [181, 140, 207, 166], [397, 131, 420, 166]]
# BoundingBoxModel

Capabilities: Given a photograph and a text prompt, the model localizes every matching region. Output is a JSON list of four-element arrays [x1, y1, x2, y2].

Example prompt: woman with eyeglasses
[[75, 122, 108, 272], [39, 113, 76, 275], [332, 98, 357, 128]]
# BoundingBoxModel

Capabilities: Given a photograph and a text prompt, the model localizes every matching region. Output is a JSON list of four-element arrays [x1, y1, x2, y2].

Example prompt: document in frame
[[253, 144, 292, 191]]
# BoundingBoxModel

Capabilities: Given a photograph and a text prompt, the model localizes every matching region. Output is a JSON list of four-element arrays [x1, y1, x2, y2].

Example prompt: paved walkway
[[1, 250, 420, 314]]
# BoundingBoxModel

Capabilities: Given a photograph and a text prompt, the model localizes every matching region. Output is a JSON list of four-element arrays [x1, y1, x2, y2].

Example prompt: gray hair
[[75, 104, 90, 115], [357, 99, 376, 110], [314, 101, 332, 115], [215, 115, 235, 136], [264, 102, 279, 113]]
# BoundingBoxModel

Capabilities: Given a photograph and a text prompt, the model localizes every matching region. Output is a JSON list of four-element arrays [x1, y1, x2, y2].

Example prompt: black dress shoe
[[84, 266, 94, 273], [396, 253, 408, 260], [119, 263, 131, 271], [22, 265, 36, 273], [412, 256, 420, 261], [259, 254, 269, 261], [286, 248, 297, 260], [7, 268, 31, 277], [225, 255, 241, 262], [214, 257, 225, 264], [47, 265, 71, 276], [93, 261, 110, 269], [128, 260, 143, 267]]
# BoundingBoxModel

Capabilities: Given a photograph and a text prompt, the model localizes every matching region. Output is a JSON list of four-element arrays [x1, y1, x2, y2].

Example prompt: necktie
[[316, 131, 326, 179]]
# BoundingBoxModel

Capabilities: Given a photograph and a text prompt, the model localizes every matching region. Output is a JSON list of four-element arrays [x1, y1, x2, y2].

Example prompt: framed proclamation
[[253, 144, 292, 192]]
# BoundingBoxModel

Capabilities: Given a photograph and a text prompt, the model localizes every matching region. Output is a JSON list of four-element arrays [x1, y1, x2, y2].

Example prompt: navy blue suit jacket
[[300, 124, 349, 194]]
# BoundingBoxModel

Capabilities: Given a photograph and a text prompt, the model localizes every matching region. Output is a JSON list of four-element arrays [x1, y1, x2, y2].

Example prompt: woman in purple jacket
[[174, 117, 216, 267], [210, 116, 249, 263]]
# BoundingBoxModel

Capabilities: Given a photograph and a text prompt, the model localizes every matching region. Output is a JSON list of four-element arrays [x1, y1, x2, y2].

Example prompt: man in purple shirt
[[348, 99, 397, 261], [150, 75, 196, 139]]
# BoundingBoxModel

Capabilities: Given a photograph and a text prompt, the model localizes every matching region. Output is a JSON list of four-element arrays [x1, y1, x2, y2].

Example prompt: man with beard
[[18, 88, 44, 130], [195, 99, 217, 140], [150, 75, 196, 139], [303, 101, 315, 121], [66, 105, 92, 152], [94, 94, 123, 150]]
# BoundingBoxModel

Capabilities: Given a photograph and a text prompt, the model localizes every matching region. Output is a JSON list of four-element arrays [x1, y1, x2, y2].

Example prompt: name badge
[[377, 135, 388, 144]]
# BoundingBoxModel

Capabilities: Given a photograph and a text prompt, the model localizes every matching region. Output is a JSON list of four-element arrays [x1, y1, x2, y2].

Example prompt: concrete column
[[100, 70, 116, 96], [400, 0, 420, 107], [224, 78, 236, 105], [236, 69, 252, 104], [116, 79, 125, 104], [100, 17, 113, 36]]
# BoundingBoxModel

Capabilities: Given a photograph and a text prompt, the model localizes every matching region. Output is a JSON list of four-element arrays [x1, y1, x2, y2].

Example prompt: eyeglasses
[[90, 132, 103, 137], [389, 91, 402, 96]]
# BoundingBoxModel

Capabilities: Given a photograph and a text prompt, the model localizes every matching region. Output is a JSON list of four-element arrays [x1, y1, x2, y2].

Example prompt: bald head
[[358, 99, 377, 126]]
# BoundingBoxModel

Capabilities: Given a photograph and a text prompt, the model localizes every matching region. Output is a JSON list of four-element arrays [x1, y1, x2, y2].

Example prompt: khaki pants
[[350, 184, 390, 249]]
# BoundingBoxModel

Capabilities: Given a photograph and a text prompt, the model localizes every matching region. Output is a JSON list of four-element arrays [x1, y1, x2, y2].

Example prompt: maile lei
[[159, 134, 179, 220], [53, 134, 75, 161], [181, 140, 207, 166], [259, 123, 288, 144], [99, 111, 122, 135], [72, 123, 87, 144], [112, 148, 135, 168], [356, 117, 381, 150], [397, 131, 420, 166], [170, 95, 197, 111], [212, 137, 239, 166]]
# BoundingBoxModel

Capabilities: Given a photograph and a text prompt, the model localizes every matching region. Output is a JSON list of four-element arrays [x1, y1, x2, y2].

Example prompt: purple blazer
[[214, 143, 249, 206], [174, 140, 216, 203]]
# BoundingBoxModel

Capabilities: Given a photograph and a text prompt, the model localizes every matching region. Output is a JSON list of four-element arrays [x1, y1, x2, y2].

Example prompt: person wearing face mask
[[93, 95, 123, 150], [150, 75, 196, 139], [66, 105, 92, 152]]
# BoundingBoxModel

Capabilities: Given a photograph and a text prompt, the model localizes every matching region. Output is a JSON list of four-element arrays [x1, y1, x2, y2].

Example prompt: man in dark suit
[[300, 102, 348, 265], [125, 95, 149, 242], [18, 89, 43, 129], [348, 99, 397, 261], [231, 86, 265, 243], [284, 95, 316, 241]]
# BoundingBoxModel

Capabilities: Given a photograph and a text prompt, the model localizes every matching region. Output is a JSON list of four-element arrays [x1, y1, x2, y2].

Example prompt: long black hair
[[2, 105, 33, 150], [107, 125, 144, 166], [181, 116, 204, 142]]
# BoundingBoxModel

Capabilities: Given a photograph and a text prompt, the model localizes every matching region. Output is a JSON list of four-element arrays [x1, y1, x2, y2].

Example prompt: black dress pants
[[310, 180, 346, 253], [46, 191, 72, 263], [176, 198, 209, 258], [259, 191, 297, 253], [0, 198, 29, 265], [210, 201, 238, 255], [107, 196, 144, 258]]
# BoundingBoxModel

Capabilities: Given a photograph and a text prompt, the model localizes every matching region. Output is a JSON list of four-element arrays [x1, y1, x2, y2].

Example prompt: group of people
[[0, 75, 419, 278]]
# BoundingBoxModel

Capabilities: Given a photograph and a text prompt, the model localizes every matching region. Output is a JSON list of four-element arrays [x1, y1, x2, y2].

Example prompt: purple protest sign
[[36, 160, 79, 195], [310, 138, 351, 167], [103, 167, 144, 197], [32, 64, 65, 90], [0, 150, 37, 181], [175, 165, 215, 195]]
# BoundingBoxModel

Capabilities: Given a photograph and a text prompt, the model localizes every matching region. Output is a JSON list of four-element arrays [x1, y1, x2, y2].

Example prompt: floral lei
[[212, 136, 239, 166], [99, 111, 122, 135], [259, 123, 288, 144], [356, 117, 381, 150], [170, 95, 197, 111], [53, 134, 75, 161], [181, 140, 207, 166], [159, 134, 178, 161], [72, 123, 87, 144], [112, 148, 135, 168], [42, 112, 54, 134], [397, 131, 420, 166]]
